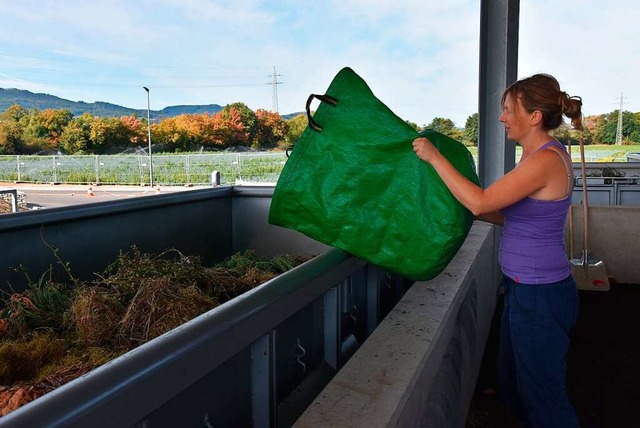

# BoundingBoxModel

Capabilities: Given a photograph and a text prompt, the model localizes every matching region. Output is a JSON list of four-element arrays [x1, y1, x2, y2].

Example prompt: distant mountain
[[282, 112, 305, 120], [0, 88, 223, 119]]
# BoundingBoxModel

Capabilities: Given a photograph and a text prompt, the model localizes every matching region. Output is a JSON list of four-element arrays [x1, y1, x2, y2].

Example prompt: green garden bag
[[269, 67, 479, 280]]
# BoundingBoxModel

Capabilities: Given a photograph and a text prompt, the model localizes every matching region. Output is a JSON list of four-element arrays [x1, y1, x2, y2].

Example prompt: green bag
[[269, 67, 479, 280]]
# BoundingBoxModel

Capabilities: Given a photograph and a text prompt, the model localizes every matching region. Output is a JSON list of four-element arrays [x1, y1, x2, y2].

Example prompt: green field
[[467, 144, 640, 162]]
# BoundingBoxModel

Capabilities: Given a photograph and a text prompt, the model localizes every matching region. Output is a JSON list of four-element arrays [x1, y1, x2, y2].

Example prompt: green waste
[[269, 67, 479, 280]]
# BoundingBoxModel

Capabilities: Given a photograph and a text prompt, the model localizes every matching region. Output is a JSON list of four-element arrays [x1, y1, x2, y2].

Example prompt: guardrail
[[3, 153, 639, 188]]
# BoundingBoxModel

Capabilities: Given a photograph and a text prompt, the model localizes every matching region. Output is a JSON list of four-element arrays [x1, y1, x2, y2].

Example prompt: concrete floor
[[466, 281, 640, 428]]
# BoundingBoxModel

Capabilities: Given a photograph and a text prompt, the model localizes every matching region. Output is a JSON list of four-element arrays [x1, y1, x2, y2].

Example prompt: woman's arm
[[475, 211, 505, 226], [412, 137, 554, 215]]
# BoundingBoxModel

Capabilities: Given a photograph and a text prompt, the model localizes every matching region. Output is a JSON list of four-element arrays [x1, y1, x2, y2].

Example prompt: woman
[[412, 73, 581, 428]]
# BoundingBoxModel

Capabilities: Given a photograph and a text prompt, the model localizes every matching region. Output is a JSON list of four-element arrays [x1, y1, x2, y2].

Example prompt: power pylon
[[615, 92, 627, 145], [268, 66, 283, 113]]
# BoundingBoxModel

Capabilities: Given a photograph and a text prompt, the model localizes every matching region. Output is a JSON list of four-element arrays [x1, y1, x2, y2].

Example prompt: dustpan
[[568, 138, 610, 291]]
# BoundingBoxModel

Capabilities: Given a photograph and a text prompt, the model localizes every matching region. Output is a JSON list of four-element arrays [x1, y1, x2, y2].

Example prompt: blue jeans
[[498, 275, 579, 428]]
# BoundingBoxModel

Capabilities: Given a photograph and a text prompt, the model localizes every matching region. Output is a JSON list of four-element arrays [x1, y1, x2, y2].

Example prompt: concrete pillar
[[478, 0, 520, 187]]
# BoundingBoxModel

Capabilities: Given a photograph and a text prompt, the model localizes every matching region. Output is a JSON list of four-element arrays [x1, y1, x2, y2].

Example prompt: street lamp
[[143, 86, 154, 187]]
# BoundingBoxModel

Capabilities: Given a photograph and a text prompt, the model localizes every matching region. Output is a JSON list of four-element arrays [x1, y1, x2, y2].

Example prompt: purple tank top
[[498, 141, 572, 284]]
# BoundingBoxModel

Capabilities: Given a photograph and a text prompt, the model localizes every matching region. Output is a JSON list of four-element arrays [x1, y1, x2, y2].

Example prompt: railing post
[[185, 155, 190, 186], [52, 155, 57, 184], [95, 155, 100, 185], [16, 155, 20, 182], [138, 155, 145, 186], [211, 170, 220, 186]]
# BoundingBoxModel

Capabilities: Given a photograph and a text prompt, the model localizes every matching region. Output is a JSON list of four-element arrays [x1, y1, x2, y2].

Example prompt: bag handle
[[286, 93, 340, 158], [306, 93, 339, 132]]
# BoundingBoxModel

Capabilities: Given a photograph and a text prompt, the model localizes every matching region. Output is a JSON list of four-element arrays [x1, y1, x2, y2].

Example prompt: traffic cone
[[155, 186, 161, 195], [87, 185, 95, 196]]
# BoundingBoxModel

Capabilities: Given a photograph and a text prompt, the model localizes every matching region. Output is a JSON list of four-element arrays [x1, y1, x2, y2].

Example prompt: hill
[[0, 88, 223, 119]]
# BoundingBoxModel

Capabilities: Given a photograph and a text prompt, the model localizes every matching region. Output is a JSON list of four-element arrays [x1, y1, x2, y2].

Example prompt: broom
[[569, 137, 610, 291]]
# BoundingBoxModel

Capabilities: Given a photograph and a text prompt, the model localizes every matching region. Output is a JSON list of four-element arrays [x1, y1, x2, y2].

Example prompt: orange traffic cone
[[87, 185, 95, 196]]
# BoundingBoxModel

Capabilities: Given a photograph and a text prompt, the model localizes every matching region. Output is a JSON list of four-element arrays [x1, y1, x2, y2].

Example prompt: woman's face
[[499, 92, 529, 141]]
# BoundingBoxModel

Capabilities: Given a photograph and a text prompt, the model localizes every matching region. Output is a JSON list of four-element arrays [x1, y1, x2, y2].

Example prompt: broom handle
[[567, 142, 574, 259], [579, 136, 590, 256]]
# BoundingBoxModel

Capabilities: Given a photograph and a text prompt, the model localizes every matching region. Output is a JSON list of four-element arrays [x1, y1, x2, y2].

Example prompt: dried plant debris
[[118, 277, 216, 345], [0, 247, 312, 416]]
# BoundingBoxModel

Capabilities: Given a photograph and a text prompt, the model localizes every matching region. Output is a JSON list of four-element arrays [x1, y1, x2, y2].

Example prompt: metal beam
[[478, 0, 520, 187]]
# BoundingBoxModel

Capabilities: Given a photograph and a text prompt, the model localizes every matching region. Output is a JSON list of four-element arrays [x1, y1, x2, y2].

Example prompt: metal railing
[[0, 152, 287, 186], [1, 152, 637, 188]]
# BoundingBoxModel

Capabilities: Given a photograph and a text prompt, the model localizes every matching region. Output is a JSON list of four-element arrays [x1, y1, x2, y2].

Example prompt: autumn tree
[[212, 107, 249, 147], [119, 115, 146, 147], [88, 117, 138, 153], [153, 117, 183, 151], [1, 104, 28, 123], [152, 114, 217, 152], [220, 103, 257, 145], [0, 120, 22, 154], [284, 114, 308, 149], [252, 109, 288, 149], [21, 108, 73, 151], [0, 104, 28, 153], [59, 113, 93, 154]]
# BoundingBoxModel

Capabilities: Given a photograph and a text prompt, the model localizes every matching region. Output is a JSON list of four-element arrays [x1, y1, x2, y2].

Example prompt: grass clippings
[[0, 247, 312, 417]]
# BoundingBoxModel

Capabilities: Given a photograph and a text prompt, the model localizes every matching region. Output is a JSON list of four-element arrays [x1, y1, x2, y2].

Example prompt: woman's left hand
[[412, 137, 439, 163]]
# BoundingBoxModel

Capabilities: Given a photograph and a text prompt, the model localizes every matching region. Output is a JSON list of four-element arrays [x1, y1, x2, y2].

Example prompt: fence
[[0, 152, 288, 186], [0, 150, 635, 187]]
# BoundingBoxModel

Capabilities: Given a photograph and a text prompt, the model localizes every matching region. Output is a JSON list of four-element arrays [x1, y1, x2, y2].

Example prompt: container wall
[[565, 205, 640, 284], [294, 223, 501, 428], [0, 187, 234, 294], [231, 186, 330, 257]]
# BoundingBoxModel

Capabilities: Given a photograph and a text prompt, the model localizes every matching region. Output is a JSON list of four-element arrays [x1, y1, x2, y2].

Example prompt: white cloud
[[0, 0, 637, 126], [518, 0, 640, 116]]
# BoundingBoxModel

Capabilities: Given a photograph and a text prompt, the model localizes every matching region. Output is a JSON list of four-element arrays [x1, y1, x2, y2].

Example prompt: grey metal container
[[0, 186, 411, 427]]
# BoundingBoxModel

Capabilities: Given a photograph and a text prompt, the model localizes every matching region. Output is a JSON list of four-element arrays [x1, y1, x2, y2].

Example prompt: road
[[1, 183, 199, 210]]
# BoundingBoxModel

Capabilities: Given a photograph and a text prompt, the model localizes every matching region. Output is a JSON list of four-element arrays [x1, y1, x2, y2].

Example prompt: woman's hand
[[412, 137, 439, 163]]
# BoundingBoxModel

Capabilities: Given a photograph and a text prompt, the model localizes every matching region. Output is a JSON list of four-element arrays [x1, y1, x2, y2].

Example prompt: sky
[[0, 0, 638, 127]]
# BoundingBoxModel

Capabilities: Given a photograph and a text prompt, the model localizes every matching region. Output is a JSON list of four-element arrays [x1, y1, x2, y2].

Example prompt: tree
[[425, 117, 463, 141], [119, 115, 146, 147], [462, 113, 478, 146], [90, 117, 135, 153], [42, 109, 73, 146], [0, 120, 22, 154], [630, 112, 640, 144], [20, 108, 73, 151], [405, 120, 420, 132], [284, 114, 308, 149], [153, 117, 186, 151], [221, 102, 257, 145], [253, 109, 288, 149], [592, 110, 639, 144], [59, 114, 93, 154], [0, 105, 27, 153], [0, 104, 28, 123], [213, 107, 250, 147]]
